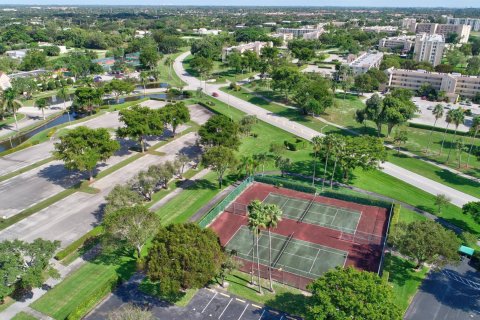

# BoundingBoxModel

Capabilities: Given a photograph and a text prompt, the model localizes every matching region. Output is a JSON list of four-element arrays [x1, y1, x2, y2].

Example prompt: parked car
[[212, 92, 219, 97]]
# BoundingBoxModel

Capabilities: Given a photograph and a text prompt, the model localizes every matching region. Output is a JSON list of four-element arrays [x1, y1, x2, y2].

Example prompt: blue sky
[[1, 0, 480, 7]]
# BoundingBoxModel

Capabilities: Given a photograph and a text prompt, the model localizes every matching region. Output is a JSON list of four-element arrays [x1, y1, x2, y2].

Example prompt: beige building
[[410, 23, 471, 43], [378, 36, 414, 52], [276, 26, 324, 38], [413, 33, 445, 67], [348, 51, 384, 75], [401, 18, 417, 30], [447, 17, 480, 32], [386, 68, 480, 101], [222, 41, 272, 62], [0, 72, 11, 91]]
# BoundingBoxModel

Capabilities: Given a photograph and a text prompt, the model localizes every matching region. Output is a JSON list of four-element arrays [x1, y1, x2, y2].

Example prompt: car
[[427, 106, 433, 110], [212, 92, 219, 97]]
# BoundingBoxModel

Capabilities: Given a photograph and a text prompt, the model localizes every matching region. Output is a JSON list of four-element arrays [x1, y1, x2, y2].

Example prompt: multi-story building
[[413, 33, 445, 67], [348, 51, 384, 75], [362, 26, 398, 35], [5, 49, 28, 60], [410, 23, 471, 43], [386, 68, 480, 101], [378, 36, 414, 52], [447, 17, 480, 32], [302, 30, 323, 40], [276, 25, 324, 38], [401, 18, 417, 30], [222, 41, 272, 62]]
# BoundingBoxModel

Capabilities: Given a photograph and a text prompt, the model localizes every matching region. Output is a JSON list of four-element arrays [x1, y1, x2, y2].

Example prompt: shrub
[[254, 175, 316, 194]]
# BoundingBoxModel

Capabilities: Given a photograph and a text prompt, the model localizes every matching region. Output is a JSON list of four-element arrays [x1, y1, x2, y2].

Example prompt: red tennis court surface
[[209, 182, 390, 289]]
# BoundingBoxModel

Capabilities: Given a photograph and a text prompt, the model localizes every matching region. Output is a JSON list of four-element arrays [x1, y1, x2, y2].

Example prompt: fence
[[198, 176, 253, 228], [338, 230, 385, 246]]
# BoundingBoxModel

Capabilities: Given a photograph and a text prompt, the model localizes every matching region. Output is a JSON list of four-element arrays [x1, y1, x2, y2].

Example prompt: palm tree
[[57, 86, 71, 122], [310, 136, 323, 186], [239, 155, 254, 177], [446, 109, 465, 162], [164, 57, 173, 80], [253, 152, 270, 176], [456, 138, 465, 168], [35, 98, 48, 120], [2, 88, 22, 130], [425, 104, 444, 154], [466, 116, 480, 168], [329, 135, 344, 188], [263, 204, 282, 292], [140, 71, 149, 95], [247, 200, 265, 294], [321, 135, 336, 190], [439, 109, 453, 156]]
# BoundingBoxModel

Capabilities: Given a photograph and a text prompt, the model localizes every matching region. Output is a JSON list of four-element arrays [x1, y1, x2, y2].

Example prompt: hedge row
[[253, 175, 317, 194], [407, 122, 473, 137], [319, 189, 392, 209], [55, 226, 103, 261], [66, 273, 119, 320]]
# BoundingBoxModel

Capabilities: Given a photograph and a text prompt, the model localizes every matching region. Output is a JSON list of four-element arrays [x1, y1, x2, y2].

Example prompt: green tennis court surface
[[226, 226, 347, 280], [263, 193, 361, 234]]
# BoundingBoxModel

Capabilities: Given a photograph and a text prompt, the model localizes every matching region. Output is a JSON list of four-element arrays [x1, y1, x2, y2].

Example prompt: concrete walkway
[[174, 51, 479, 207]]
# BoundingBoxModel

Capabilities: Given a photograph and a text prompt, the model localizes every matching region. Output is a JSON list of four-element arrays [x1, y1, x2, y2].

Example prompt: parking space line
[[220, 292, 230, 298], [258, 309, 266, 319], [279, 316, 284, 320], [238, 303, 250, 320], [236, 298, 246, 303], [252, 304, 262, 309], [201, 291, 218, 313], [218, 298, 233, 319]]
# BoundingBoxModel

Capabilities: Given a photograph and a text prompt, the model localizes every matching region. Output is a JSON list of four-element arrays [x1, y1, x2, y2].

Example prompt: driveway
[[174, 51, 479, 207], [405, 259, 480, 320]]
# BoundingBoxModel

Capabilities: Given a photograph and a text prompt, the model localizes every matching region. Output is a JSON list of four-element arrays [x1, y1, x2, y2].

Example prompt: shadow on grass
[[265, 292, 308, 318]]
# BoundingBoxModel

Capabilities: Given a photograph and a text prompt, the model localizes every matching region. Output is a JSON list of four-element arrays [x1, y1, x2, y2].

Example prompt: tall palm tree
[[253, 152, 270, 176], [310, 136, 323, 186], [35, 98, 48, 120], [247, 200, 265, 294], [446, 108, 465, 162], [439, 109, 453, 156], [466, 116, 480, 168], [239, 155, 254, 177], [57, 86, 71, 122], [456, 138, 465, 168], [164, 57, 173, 80], [263, 204, 282, 292], [140, 71, 149, 95], [2, 88, 22, 130], [329, 135, 344, 188], [425, 104, 444, 154], [321, 135, 336, 190]]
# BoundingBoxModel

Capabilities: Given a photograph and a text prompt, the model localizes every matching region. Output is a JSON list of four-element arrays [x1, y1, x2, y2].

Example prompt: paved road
[[0, 141, 55, 176], [174, 51, 479, 207], [0, 131, 199, 248], [405, 259, 480, 320]]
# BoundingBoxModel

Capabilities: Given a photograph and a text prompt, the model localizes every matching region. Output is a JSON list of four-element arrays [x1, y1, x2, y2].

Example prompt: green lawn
[[225, 270, 308, 317], [12, 312, 38, 320], [383, 253, 429, 313], [139, 278, 198, 307], [398, 207, 428, 224], [0, 113, 25, 127], [155, 49, 188, 88]]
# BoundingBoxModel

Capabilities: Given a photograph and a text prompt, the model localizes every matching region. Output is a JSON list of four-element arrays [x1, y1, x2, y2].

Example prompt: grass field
[[11, 312, 38, 320], [383, 253, 429, 313], [398, 207, 428, 224], [155, 49, 188, 88], [0, 113, 26, 127]]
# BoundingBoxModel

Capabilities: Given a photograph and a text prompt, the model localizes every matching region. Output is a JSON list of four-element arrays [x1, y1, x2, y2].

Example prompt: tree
[[393, 128, 408, 154], [310, 136, 323, 185], [74, 87, 103, 115], [439, 109, 453, 156], [466, 56, 480, 75], [107, 304, 154, 320], [271, 65, 302, 101], [462, 201, 480, 223], [175, 152, 190, 178], [293, 75, 334, 115], [202, 146, 237, 188], [130, 170, 157, 201], [263, 203, 282, 292], [466, 116, 480, 168], [1, 88, 22, 130], [446, 108, 465, 162], [139, 71, 149, 95], [0, 239, 60, 302], [275, 156, 291, 177], [354, 74, 373, 95], [247, 200, 266, 294], [218, 251, 243, 288], [190, 55, 213, 81], [162, 102, 190, 135], [117, 106, 165, 152], [446, 49, 466, 66], [382, 93, 417, 136], [252, 152, 271, 176], [198, 114, 240, 149], [57, 86, 71, 121], [139, 45, 160, 70], [35, 98, 48, 120], [104, 79, 135, 103], [434, 194, 451, 214], [53, 126, 120, 181], [146, 223, 225, 295], [446, 32, 460, 44], [19, 49, 46, 71], [306, 267, 402, 320], [164, 56, 174, 80], [361, 93, 384, 136], [425, 104, 444, 154], [103, 205, 161, 259], [392, 220, 460, 269], [104, 184, 143, 215]]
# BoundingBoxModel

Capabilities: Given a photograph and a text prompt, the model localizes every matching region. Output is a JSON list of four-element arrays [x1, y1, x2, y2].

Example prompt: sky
[[1, 0, 480, 7]]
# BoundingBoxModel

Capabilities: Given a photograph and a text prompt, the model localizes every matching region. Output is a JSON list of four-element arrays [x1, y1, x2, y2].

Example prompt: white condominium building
[[447, 17, 480, 32], [348, 51, 384, 75], [0, 72, 11, 91], [386, 68, 480, 101], [410, 23, 471, 43], [276, 26, 324, 38], [413, 33, 445, 67], [378, 36, 414, 52], [222, 41, 272, 62]]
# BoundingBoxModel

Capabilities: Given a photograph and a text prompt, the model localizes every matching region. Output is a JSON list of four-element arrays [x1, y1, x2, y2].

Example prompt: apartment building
[[276, 25, 324, 38], [410, 23, 471, 43], [362, 26, 398, 35], [413, 33, 445, 67], [348, 51, 384, 75], [378, 36, 414, 52], [447, 17, 480, 32], [222, 41, 272, 62], [401, 18, 417, 30], [386, 68, 480, 101], [0, 72, 11, 91]]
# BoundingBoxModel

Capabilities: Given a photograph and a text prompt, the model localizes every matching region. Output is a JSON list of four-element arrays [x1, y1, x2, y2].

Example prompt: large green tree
[[202, 146, 238, 188], [293, 75, 334, 115], [161, 102, 190, 135], [104, 184, 144, 215], [104, 79, 135, 103], [146, 223, 225, 295], [198, 114, 240, 149], [74, 86, 103, 115], [306, 267, 402, 320], [271, 65, 302, 101], [53, 126, 120, 181]]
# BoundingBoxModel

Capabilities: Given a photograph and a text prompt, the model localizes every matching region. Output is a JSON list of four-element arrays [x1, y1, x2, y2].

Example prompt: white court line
[[308, 248, 321, 273], [258, 309, 266, 319], [201, 291, 218, 313], [330, 209, 339, 226], [238, 303, 250, 320], [218, 298, 233, 319]]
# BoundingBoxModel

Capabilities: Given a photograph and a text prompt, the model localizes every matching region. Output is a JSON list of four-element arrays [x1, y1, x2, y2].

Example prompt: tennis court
[[226, 225, 348, 280], [263, 193, 361, 234]]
